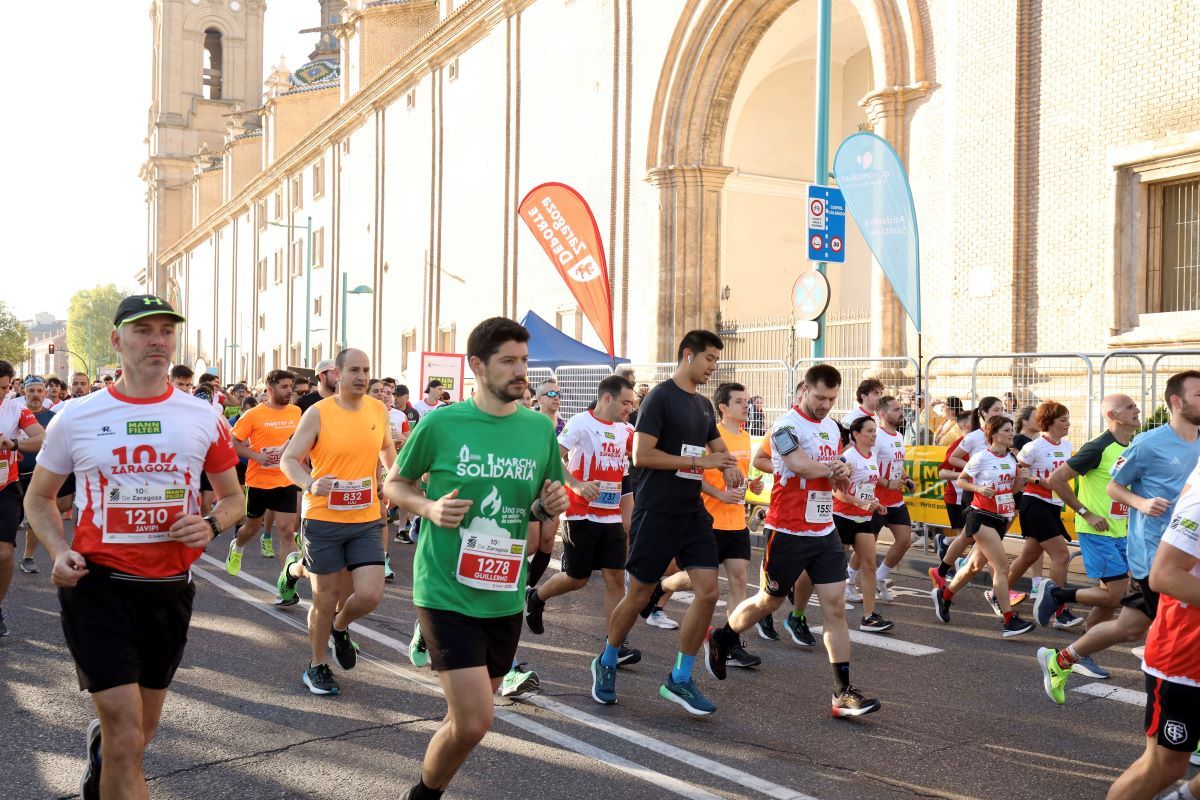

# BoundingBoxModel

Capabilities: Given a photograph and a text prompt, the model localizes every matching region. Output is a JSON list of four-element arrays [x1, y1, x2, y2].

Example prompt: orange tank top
[[303, 396, 390, 523]]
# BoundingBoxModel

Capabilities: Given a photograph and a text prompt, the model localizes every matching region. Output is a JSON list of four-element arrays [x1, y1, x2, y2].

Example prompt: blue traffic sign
[[807, 185, 846, 264]]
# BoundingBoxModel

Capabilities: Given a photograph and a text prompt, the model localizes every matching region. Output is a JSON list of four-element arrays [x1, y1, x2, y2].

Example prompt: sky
[[9, 2, 315, 323]]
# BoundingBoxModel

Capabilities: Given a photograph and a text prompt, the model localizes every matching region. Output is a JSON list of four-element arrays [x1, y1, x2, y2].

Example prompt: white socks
[[232, 543, 245, 554], [876, 564, 892, 582], [1162, 782, 1198, 800]]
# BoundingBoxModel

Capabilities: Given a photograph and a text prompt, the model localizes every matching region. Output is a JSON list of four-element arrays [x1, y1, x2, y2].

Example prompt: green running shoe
[[260, 534, 275, 558], [1036, 647, 1071, 705], [409, 622, 429, 668], [225, 541, 243, 576], [499, 663, 541, 699], [276, 551, 301, 606]]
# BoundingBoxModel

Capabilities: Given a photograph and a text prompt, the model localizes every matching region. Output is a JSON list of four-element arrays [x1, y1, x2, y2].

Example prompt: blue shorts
[[1078, 532, 1129, 581]]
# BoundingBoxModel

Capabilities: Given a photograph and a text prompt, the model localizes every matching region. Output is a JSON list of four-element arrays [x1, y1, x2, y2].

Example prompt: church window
[[202, 29, 224, 100]]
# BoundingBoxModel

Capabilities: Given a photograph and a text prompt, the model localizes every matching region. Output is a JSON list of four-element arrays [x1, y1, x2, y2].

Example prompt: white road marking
[[808, 626, 943, 656], [1071, 683, 1146, 706]]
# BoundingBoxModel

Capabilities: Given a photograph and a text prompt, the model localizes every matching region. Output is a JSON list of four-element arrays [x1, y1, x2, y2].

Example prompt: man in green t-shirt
[[1040, 394, 1141, 677], [383, 317, 567, 800]]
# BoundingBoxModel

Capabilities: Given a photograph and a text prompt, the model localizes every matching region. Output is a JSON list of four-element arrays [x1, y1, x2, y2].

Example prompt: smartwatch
[[202, 515, 222, 541]]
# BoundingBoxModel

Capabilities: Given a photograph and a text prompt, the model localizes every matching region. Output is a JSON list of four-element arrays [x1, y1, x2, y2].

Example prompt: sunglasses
[[541, 390, 561, 399]]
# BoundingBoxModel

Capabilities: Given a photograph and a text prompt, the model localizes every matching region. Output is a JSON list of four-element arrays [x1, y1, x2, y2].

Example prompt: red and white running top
[[833, 445, 879, 523], [1018, 434, 1072, 506], [766, 407, 841, 536], [873, 425, 906, 507], [955, 428, 987, 461], [962, 447, 1018, 518], [841, 406, 876, 430], [558, 410, 632, 523], [37, 385, 239, 578], [0, 397, 39, 489], [1143, 472, 1200, 687]]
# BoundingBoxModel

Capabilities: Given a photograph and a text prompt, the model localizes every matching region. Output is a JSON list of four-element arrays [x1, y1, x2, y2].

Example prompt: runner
[[526, 378, 564, 592], [0, 362, 47, 636], [16, 376, 55, 574], [22, 295, 242, 799], [1106, 468, 1200, 800], [707, 364, 880, 717], [168, 365, 193, 394], [412, 380, 447, 418], [52, 372, 90, 412], [278, 348, 396, 696], [225, 370, 300, 596], [929, 410, 974, 591], [295, 359, 337, 414], [589, 330, 741, 716], [291, 375, 311, 401], [1010, 404, 1047, 596], [834, 415, 893, 631], [382, 317, 567, 800], [932, 414, 1036, 637], [866, 395, 914, 603], [840, 378, 883, 431], [1037, 371, 1200, 704]]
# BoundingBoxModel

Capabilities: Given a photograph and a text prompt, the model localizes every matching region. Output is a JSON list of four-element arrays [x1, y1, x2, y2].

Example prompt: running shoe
[[756, 614, 780, 641], [1033, 579, 1060, 627], [260, 535, 274, 558], [225, 541, 243, 576], [617, 641, 642, 666], [859, 613, 894, 633], [928, 566, 947, 592], [832, 686, 881, 717], [1036, 647, 1070, 704], [931, 588, 952, 623], [1009, 590, 1028, 606], [639, 582, 667, 619], [18, 557, 37, 574], [659, 676, 716, 716], [1, 608, 11, 637], [784, 614, 816, 647], [984, 589, 1004, 618], [384, 554, 394, 582], [499, 663, 541, 698], [408, 622, 428, 668], [645, 609, 679, 630], [935, 534, 948, 561], [875, 584, 895, 603], [294, 530, 303, 554], [1051, 608, 1083, 630], [727, 640, 761, 668], [703, 627, 731, 680], [302, 663, 340, 696], [845, 584, 863, 603], [590, 657, 617, 705], [329, 628, 358, 670], [394, 527, 413, 545], [1073, 655, 1110, 679], [276, 551, 301, 606], [1131, 645, 1145, 660], [79, 718, 101, 800], [525, 586, 545, 635], [1002, 614, 1035, 638], [1191, 747, 1200, 768]]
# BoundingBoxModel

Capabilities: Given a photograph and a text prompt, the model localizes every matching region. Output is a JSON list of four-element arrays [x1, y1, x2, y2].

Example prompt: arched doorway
[[646, 0, 928, 360]]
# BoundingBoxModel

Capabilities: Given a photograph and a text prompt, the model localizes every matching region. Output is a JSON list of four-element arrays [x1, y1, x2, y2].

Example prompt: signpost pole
[[811, 0, 832, 360]]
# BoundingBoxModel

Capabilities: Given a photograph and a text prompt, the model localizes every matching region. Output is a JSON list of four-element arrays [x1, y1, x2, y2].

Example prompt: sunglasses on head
[[542, 390, 561, 398]]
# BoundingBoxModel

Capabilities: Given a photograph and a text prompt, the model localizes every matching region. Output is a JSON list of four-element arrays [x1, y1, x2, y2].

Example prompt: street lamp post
[[811, 0, 832, 359], [341, 273, 373, 350]]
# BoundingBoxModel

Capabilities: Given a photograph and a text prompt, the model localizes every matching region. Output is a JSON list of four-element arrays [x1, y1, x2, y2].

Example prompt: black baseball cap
[[113, 295, 187, 328]]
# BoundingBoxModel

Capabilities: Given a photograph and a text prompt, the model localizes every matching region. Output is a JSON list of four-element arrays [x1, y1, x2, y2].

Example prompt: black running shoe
[[756, 614, 780, 641], [931, 587, 952, 624], [639, 582, 666, 619], [302, 663, 340, 695], [617, 641, 642, 666], [330, 628, 358, 670], [784, 614, 816, 647], [525, 585, 545, 635], [0, 607, 8, 637], [79, 718, 101, 800], [394, 528, 413, 545], [859, 613, 895, 633], [832, 685, 881, 717], [1002, 614, 1035, 638], [703, 626, 731, 680], [727, 640, 762, 668]]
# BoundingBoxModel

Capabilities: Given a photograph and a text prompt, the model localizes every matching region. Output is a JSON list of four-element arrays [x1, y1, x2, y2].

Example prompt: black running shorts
[[834, 515, 875, 546], [1017, 495, 1069, 543], [416, 607, 522, 678], [58, 562, 195, 693], [1144, 673, 1200, 752], [962, 507, 1012, 538], [944, 502, 967, 530], [870, 504, 911, 533], [246, 486, 298, 519], [761, 528, 846, 595], [0, 481, 22, 544], [714, 527, 751, 562], [562, 519, 626, 578], [1121, 575, 1160, 620], [625, 507, 718, 585]]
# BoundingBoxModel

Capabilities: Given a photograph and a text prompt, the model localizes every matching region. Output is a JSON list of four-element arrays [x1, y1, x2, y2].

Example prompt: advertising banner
[[419, 352, 466, 403]]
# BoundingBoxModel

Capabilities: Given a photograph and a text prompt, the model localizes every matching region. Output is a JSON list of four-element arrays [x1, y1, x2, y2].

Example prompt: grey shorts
[[300, 518, 385, 575]]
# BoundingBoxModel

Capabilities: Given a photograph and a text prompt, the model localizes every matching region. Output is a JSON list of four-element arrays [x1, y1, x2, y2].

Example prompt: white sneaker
[[875, 585, 895, 602], [645, 609, 679, 630], [845, 585, 863, 603], [1131, 645, 1145, 660]]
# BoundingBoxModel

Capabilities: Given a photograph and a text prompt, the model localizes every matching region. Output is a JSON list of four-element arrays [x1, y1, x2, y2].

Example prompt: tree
[[0, 302, 28, 364], [67, 285, 129, 377]]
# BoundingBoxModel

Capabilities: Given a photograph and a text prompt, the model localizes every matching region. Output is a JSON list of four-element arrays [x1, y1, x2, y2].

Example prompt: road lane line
[[1071, 683, 1146, 706], [808, 626, 942, 656]]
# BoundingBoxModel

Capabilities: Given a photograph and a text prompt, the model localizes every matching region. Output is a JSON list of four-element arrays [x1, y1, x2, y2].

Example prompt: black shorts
[[962, 507, 1012, 538], [416, 607, 522, 678], [0, 481, 22, 543], [235, 461, 247, 485], [58, 473, 76, 499], [834, 515, 875, 546], [870, 504, 911, 532], [625, 507, 718, 585], [58, 562, 195, 693], [200, 472, 213, 493], [714, 527, 751, 562], [246, 486, 299, 519], [761, 528, 846, 595], [561, 519, 626, 579], [944, 501, 967, 530], [1121, 575, 1160, 620], [1144, 673, 1200, 752], [621, 474, 633, 496], [1017, 495, 1069, 543]]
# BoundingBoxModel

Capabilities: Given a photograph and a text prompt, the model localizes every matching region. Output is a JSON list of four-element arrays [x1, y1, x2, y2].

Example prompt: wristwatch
[[202, 515, 222, 541], [1077, 506, 1090, 516]]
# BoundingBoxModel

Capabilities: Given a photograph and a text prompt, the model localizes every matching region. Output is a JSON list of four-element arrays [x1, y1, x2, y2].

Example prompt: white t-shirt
[[963, 448, 1018, 518], [766, 407, 841, 536], [833, 445, 879, 522], [387, 408, 408, 441], [413, 399, 444, 419], [1018, 434, 1073, 506], [558, 410, 630, 522]]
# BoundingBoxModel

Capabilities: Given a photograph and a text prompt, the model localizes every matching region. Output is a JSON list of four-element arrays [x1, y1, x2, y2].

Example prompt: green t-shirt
[[397, 400, 565, 617], [1066, 430, 1130, 538]]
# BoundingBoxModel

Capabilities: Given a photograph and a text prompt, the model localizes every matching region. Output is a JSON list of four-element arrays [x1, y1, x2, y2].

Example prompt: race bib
[[996, 491, 1015, 516], [593, 480, 622, 510], [805, 490, 834, 524], [0, 453, 8, 482], [103, 484, 188, 544], [1109, 500, 1129, 519], [676, 444, 706, 480], [260, 446, 283, 469], [854, 483, 875, 504], [328, 478, 373, 511], [456, 531, 525, 591]]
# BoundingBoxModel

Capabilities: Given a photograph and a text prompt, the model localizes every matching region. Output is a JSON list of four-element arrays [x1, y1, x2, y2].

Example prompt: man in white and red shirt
[[525, 375, 635, 641], [23, 295, 243, 800], [1108, 463, 1200, 800], [866, 396, 914, 601], [841, 377, 883, 431], [0, 359, 47, 636], [709, 364, 882, 718]]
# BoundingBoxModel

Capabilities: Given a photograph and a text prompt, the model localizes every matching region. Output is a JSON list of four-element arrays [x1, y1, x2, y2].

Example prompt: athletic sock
[[409, 779, 444, 800], [1057, 644, 1081, 670], [937, 561, 951, 577], [789, 609, 805, 621], [846, 567, 859, 584], [876, 564, 892, 582], [600, 641, 621, 669], [670, 652, 695, 683], [231, 543, 245, 554], [527, 550, 552, 585], [1179, 781, 1198, 800], [832, 662, 851, 694], [1031, 576, 1044, 592], [719, 622, 737, 645], [942, 587, 955, 600], [1051, 586, 1079, 605], [1003, 610, 1014, 624]]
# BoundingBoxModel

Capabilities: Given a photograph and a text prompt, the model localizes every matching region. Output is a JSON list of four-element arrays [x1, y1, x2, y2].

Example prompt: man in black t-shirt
[[589, 330, 742, 716], [295, 360, 338, 414]]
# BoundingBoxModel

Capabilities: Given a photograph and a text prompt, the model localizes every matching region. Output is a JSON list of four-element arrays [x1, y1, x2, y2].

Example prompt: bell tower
[[143, 0, 265, 293]]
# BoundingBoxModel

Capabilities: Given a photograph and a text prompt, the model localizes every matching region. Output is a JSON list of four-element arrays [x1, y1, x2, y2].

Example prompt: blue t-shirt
[[1110, 423, 1200, 578], [19, 408, 54, 474]]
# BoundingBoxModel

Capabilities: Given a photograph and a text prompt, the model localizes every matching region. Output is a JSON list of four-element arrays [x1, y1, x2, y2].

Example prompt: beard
[[486, 375, 527, 403]]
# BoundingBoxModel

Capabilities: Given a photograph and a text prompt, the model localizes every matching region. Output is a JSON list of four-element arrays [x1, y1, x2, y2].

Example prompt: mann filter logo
[[127, 421, 162, 435], [1178, 517, 1198, 533], [510, 542, 525, 555], [604, 431, 616, 440], [1054, 451, 1065, 457], [818, 432, 830, 440], [164, 488, 185, 501]]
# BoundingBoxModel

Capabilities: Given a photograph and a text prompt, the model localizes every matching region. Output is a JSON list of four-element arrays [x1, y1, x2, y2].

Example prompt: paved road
[[1, 527, 1188, 800]]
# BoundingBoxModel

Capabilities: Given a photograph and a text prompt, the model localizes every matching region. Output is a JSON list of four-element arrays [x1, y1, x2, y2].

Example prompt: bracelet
[[202, 515, 222, 542], [691, 456, 697, 470], [531, 497, 552, 522]]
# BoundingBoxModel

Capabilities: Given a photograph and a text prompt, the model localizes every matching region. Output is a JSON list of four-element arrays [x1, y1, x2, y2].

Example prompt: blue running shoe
[[1033, 579, 1059, 627], [659, 676, 716, 716], [590, 657, 617, 705], [1073, 654, 1110, 679]]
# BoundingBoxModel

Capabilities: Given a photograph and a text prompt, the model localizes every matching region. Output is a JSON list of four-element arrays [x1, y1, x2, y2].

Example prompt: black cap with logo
[[113, 295, 187, 328]]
